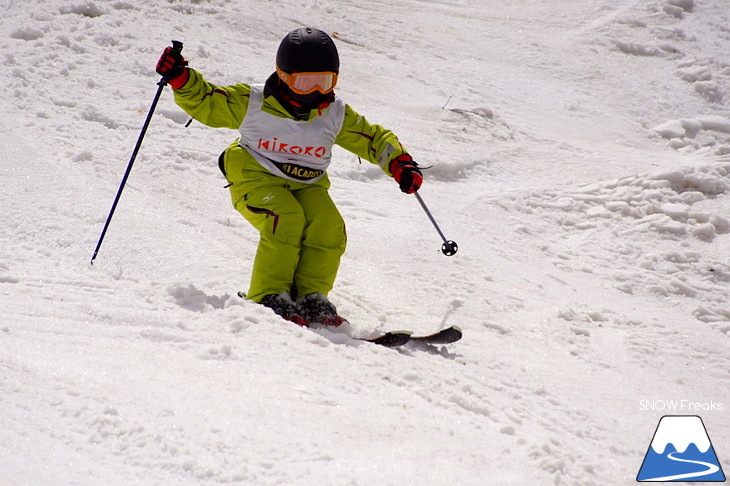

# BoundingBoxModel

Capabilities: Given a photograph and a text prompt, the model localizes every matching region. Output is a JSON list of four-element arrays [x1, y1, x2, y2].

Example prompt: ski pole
[[90, 41, 183, 265], [413, 191, 458, 256]]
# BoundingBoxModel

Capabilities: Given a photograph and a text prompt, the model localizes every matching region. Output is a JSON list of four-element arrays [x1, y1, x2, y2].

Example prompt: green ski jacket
[[172, 69, 408, 177]]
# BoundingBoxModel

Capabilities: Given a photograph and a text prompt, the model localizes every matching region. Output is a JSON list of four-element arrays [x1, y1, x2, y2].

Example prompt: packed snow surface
[[1, 0, 729, 485]]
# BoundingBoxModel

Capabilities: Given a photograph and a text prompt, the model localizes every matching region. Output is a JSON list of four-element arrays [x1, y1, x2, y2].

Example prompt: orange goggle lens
[[277, 67, 338, 95]]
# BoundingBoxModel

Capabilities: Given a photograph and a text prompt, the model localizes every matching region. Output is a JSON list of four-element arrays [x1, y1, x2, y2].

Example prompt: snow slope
[[1, 0, 728, 485]]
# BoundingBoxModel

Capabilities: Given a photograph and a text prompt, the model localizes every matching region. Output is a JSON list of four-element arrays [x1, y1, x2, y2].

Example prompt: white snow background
[[1, 0, 729, 485]]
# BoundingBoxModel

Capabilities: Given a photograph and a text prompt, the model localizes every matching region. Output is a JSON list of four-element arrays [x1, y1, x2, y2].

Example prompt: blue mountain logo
[[637, 415, 726, 482]]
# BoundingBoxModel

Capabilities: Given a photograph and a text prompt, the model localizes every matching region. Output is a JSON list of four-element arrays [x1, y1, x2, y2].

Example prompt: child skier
[[156, 27, 423, 326]]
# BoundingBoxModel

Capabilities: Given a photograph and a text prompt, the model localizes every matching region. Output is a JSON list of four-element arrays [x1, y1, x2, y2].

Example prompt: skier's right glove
[[389, 154, 423, 194], [156, 45, 189, 89]]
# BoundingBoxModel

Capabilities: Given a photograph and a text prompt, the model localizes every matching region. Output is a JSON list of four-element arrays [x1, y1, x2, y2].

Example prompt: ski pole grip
[[157, 40, 185, 87]]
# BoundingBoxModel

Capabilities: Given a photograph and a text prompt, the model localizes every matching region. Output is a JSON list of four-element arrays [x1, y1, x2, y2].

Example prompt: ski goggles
[[276, 67, 338, 95]]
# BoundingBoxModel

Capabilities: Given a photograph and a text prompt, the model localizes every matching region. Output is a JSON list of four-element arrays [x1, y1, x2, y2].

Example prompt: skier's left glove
[[389, 154, 423, 194], [156, 45, 189, 89]]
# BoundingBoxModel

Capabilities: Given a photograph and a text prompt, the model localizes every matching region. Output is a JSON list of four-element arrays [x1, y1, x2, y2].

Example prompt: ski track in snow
[[1, 0, 729, 485]]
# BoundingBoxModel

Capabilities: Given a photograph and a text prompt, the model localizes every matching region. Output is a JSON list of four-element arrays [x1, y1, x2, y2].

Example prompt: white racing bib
[[238, 85, 346, 183]]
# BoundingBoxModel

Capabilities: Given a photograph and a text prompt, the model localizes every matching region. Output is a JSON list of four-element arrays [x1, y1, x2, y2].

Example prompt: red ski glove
[[389, 154, 423, 194], [156, 45, 188, 89]]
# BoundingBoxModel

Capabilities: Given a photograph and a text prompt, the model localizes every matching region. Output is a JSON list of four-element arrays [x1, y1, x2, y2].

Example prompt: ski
[[410, 325, 462, 344], [358, 330, 413, 347], [356, 326, 462, 347], [237, 291, 460, 347]]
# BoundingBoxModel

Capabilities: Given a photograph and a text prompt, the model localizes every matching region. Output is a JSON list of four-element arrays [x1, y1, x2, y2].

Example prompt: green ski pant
[[224, 148, 346, 303]]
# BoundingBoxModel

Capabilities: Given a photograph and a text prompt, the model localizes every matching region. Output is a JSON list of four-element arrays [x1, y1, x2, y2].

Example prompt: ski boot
[[297, 293, 346, 327], [260, 293, 308, 326]]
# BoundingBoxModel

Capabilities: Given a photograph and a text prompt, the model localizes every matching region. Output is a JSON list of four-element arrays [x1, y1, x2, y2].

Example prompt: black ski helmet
[[276, 27, 339, 74]]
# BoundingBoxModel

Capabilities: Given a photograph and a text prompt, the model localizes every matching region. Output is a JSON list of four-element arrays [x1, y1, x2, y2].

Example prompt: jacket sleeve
[[335, 104, 408, 176], [172, 69, 250, 130]]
